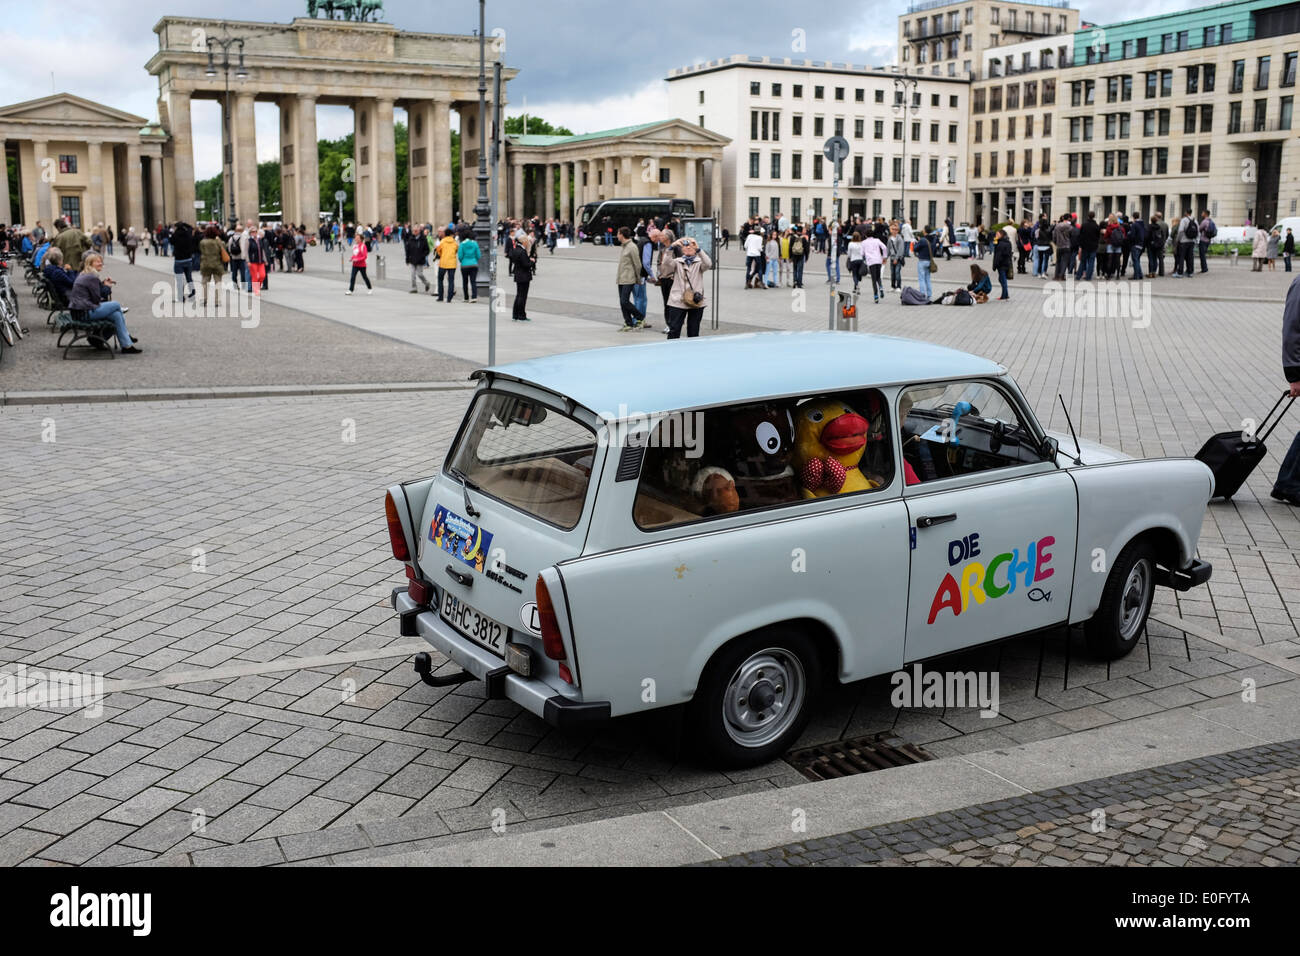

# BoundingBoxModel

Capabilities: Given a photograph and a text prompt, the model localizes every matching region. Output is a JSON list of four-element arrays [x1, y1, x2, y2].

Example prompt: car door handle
[[444, 564, 473, 587], [917, 513, 957, 528]]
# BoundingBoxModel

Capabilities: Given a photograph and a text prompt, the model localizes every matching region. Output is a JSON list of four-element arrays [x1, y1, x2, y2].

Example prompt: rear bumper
[[1156, 558, 1212, 591], [390, 586, 610, 729]]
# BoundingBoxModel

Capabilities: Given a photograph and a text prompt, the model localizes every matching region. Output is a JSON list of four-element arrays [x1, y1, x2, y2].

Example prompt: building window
[[1008, 116, 1016, 139], [1231, 60, 1245, 93], [1197, 144, 1210, 173], [1184, 106, 1197, 134], [834, 118, 845, 137], [929, 158, 938, 183], [892, 156, 903, 182], [813, 154, 823, 180], [989, 151, 998, 177], [814, 116, 824, 137], [749, 197, 760, 217], [771, 197, 781, 220], [1254, 98, 1268, 132], [1041, 148, 1050, 173], [893, 120, 903, 140], [1204, 63, 1216, 92], [57, 154, 77, 174], [854, 118, 865, 138], [698, 90, 705, 104], [834, 87, 845, 100], [1156, 147, 1167, 174], [1258, 56, 1272, 90], [772, 83, 782, 96], [750, 82, 760, 95], [792, 153, 803, 180], [974, 120, 983, 143], [59, 195, 81, 227], [930, 122, 940, 142], [1201, 104, 1214, 131], [1228, 101, 1242, 133], [1285, 53, 1298, 88], [1160, 70, 1172, 96], [1181, 144, 1194, 174], [751, 111, 759, 140], [791, 198, 801, 221], [912, 121, 921, 141], [698, 115, 705, 127], [659, 168, 671, 184], [874, 120, 884, 139], [973, 88, 985, 113], [974, 153, 982, 178], [1025, 115, 1034, 137], [990, 87, 1003, 110], [873, 156, 883, 181], [749, 152, 760, 178], [771, 153, 781, 178], [1204, 26, 1217, 47], [910, 157, 920, 183], [855, 88, 865, 102], [1282, 96, 1294, 130], [792, 115, 803, 136], [875, 89, 885, 104], [1043, 113, 1052, 136], [793, 84, 803, 98], [948, 122, 958, 143], [1043, 78, 1056, 106], [814, 85, 824, 99]]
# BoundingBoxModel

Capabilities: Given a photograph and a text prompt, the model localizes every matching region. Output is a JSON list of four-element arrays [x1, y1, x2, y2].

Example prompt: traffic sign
[[822, 135, 850, 166], [334, 190, 348, 202]]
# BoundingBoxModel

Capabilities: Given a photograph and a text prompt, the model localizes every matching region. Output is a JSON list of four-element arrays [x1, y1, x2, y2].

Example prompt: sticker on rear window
[[430, 504, 493, 573]]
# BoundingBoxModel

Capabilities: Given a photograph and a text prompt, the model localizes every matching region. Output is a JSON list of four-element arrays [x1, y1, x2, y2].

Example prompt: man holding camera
[[660, 236, 712, 340]]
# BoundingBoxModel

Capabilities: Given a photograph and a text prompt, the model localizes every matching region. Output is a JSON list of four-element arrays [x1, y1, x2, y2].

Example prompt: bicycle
[[0, 258, 27, 346]]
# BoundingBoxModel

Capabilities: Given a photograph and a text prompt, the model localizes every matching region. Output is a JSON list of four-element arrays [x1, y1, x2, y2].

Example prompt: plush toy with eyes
[[704, 402, 800, 508], [793, 397, 880, 498]]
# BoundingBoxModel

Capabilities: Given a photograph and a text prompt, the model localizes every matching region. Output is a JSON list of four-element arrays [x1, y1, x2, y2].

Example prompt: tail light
[[535, 575, 566, 661], [385, 493, 410, 561]]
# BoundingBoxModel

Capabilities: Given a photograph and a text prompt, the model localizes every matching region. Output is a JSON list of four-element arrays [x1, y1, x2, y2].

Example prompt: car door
[[899, 380, 1077, 663]]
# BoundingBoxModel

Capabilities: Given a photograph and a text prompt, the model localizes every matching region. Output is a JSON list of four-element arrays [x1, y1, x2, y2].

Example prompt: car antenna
[[1057, 394, 1084, 465]]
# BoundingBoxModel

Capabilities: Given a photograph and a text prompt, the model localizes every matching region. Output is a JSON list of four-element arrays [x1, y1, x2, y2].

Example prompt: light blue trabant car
[[385, 332, 1213, 767]]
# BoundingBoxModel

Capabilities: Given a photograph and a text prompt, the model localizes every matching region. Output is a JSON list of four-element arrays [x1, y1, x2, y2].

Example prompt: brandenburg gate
[[146, 15, 514, 226]]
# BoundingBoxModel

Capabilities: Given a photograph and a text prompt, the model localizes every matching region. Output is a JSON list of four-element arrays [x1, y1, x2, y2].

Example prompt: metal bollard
[[1230, 248, 1239, 267], [374, 253, 386, 280]]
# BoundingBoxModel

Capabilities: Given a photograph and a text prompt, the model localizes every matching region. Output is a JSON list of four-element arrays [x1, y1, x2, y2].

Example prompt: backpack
[[1205, 219, 1217, 239], [953, 288, 974, 306], [900, 287, 931, 305], [791, 237, 804, 256], [227, 235, 242, 257]]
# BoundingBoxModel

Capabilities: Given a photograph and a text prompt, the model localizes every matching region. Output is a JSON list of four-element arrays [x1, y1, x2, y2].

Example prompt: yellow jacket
[[436, 236, 459, 268]]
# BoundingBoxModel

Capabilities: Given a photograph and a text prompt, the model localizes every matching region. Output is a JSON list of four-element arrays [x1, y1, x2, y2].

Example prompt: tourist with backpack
[[1174, 211, 1198, 277], [790, 229, 807, 288], [228, 224, 250, 292], [1146, 213, 1167, 277], [1199, 211, 1217, 273], [1127, 213, 1146, 280]]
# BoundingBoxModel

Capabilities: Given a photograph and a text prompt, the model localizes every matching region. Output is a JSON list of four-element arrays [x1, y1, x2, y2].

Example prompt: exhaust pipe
[[413, 652, 475, 688]]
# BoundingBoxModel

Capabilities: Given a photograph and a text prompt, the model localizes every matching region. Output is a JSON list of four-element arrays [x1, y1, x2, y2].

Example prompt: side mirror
[[1040, 436, 1060, 461]]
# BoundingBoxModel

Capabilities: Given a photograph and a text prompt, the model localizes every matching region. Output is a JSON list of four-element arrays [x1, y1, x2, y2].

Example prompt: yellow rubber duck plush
[[793, 398, 879, 498]]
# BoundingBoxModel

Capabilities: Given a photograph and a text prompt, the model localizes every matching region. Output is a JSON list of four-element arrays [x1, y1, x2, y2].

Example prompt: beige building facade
[[898, 0, 1079, 78], [0, 94, 166, 232], [146, 16, 515, 227]]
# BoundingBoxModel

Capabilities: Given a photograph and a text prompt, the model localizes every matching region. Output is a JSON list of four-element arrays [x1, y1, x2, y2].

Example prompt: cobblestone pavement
[[703, 739, 1300, 866], [0, 260, 477, 392], [2, 259, 1300, 864]]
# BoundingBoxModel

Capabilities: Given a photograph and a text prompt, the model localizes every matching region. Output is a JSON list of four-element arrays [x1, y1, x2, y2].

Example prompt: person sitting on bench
[[69, 253, 141, 354], [42, 247, 77, 297]]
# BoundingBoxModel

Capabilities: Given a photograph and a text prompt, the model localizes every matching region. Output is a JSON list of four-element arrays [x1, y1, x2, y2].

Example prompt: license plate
[[440, 591, 507, 656]]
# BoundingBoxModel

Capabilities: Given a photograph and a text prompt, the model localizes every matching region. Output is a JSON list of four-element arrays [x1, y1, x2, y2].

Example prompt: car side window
[[899, 381, 1044, 484], [633, 390, 893, 530]]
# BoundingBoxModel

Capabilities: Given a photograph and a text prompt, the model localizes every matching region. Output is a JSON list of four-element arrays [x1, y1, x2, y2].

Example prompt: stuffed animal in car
[[704, 402, 799, 509], [793, 397, 879, 498]]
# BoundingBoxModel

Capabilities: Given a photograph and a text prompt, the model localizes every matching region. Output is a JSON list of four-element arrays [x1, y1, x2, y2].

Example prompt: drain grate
[[785, 733, 935, 782]]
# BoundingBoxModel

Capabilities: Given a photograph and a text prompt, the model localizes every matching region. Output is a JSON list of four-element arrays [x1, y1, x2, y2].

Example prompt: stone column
[[432, 97, 452, 227], [167, 91, 195, 221], [86, 141, 104, 227], [685, 158, 698, 211], [352, 98, 376, 224], [709, 157, 722, 217], [0, 140, 9, 224], [32, 139, 52, 225], [279, 98, 299, 225], [124, 142, 144, 236], [297, 94, 319, 228], [233, 92, 259, 226], [148, 154, 165, 228], [603, 157, 614, 200], [375, 97, 397, 225], [619, 156, 632, 198], [102, 145, 118, 232], [559, 161, 570, 225], [511, 160, 524, 219]]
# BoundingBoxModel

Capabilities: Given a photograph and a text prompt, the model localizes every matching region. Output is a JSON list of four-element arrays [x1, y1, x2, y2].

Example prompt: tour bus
[[578, 197, 696, 242]]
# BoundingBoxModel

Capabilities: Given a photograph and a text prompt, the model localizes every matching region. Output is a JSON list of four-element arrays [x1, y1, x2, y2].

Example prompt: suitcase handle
[[1257, 392, 1297, 443]]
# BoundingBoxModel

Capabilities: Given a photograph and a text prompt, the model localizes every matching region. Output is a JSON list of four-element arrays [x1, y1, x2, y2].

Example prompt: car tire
[[1084, 538, 1156, 660], [687, 628, 821, 768]]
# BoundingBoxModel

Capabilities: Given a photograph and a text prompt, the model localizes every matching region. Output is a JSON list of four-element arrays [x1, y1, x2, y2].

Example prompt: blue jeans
[[764, 259, 778, 286], [1131, 249, 1144, 279], [917, 260, 932, 298], [793, 257, 805, 286], [997, 267, 1009, 298], [1075, 250, 1096, 280], [173, 263, 194, 298], [88, 301, 133, 348], [890, 260, 903, 288], [1274, 431, 1300, 499], [825, 255, 840, 283], [1035, 249, 1051, 274], [633, 281, 647, 316]]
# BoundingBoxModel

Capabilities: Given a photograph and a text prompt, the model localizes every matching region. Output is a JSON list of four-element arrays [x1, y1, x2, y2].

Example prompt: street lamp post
[[206, 36, 248, 230], [472, 0, 491, 264], [892, 74, 919, 228]]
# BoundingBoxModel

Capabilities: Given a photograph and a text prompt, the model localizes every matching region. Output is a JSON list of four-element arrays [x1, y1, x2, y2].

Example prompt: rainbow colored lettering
[[928, 534, 1056, 625]]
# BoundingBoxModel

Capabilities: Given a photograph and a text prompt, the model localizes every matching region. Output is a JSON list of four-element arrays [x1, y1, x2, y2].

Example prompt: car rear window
[[447, 391, 597, 530]]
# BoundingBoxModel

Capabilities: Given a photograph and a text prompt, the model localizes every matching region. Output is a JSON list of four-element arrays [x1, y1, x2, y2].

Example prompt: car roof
[[476, 331, 1007, 420]]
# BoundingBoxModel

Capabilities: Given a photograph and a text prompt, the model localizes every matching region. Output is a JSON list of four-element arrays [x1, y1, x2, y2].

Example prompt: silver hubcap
[[722, 648, 806, 748], [1119, 558, 1153, 640]]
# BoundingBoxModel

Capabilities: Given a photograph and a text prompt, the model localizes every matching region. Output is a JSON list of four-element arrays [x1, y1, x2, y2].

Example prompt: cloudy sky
[[7, 0, 1201, 179]]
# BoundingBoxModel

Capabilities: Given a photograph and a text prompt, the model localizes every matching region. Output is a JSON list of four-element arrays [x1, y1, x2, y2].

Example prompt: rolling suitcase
[[1195, 392, 1296, 501]]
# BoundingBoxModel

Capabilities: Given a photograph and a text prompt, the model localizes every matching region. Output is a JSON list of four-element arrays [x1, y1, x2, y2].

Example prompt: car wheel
[[1084, 538, 1156, 660], [687, 629, 821, 768]]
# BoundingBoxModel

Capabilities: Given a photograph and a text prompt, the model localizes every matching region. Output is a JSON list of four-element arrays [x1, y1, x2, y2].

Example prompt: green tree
[[503, 116, 573, 137]]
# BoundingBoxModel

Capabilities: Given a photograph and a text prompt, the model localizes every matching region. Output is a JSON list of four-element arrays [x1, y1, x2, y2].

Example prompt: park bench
[[53, 309, 118, 359]]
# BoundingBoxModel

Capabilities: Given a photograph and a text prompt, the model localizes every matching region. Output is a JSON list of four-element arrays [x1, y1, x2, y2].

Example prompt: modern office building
[[666, 55, 968, 230], [898, 0, 1080, 78]]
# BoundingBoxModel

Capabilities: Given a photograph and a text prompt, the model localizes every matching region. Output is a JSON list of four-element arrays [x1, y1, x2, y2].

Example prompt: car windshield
[[446, 391, 597, 530]]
